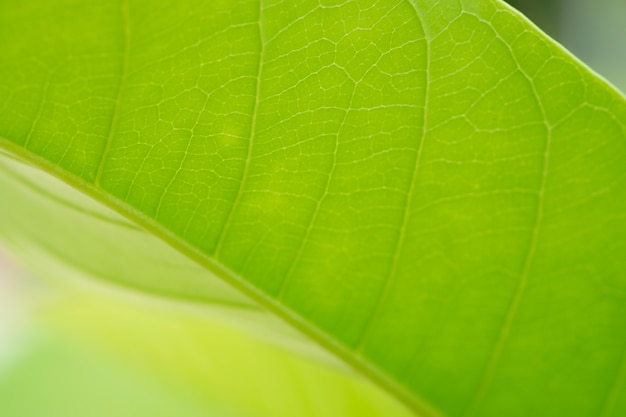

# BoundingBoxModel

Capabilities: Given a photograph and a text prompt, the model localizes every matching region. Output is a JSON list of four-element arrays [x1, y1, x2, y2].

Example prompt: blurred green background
[[0, 1, 625, 416], [507, 0, 626, 92]]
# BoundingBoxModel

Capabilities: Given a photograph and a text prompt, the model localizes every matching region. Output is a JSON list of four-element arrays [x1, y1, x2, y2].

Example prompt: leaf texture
[[1, 0, 626, 415]]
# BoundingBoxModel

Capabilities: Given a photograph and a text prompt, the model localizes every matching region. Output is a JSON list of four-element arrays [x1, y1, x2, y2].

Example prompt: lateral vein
[[355, 0, 430, 353], [213, 0, 265, 258], [599, 344, 626, 417], [94, 0, 131, 186], [463, 66, 552, 417]]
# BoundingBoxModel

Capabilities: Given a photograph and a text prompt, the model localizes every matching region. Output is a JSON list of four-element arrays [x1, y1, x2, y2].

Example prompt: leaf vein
[[355, 0, 430, 353], [93, 0, 131, 186], [213, 0, 265, 258], [463, 38, 553, 417]]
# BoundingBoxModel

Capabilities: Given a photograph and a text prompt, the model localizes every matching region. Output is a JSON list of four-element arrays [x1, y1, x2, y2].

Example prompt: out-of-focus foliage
[[508, 0, 626, 91]]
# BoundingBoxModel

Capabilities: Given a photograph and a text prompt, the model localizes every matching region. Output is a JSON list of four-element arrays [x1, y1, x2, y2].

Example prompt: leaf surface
[[1, 0, 626, 416]]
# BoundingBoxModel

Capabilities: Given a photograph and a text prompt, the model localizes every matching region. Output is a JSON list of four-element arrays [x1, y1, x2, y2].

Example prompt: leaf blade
[[1, 0, 626, 416]]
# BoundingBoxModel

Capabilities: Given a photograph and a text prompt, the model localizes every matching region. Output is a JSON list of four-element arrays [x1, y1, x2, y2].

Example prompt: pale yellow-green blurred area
[[0, 253, 414, 417], [0, 256, 227, 417]]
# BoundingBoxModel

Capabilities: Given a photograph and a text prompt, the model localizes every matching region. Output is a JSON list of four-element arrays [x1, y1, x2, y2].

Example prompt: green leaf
[[1, 0, 626, 416], [0, 127, 415, 417]]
